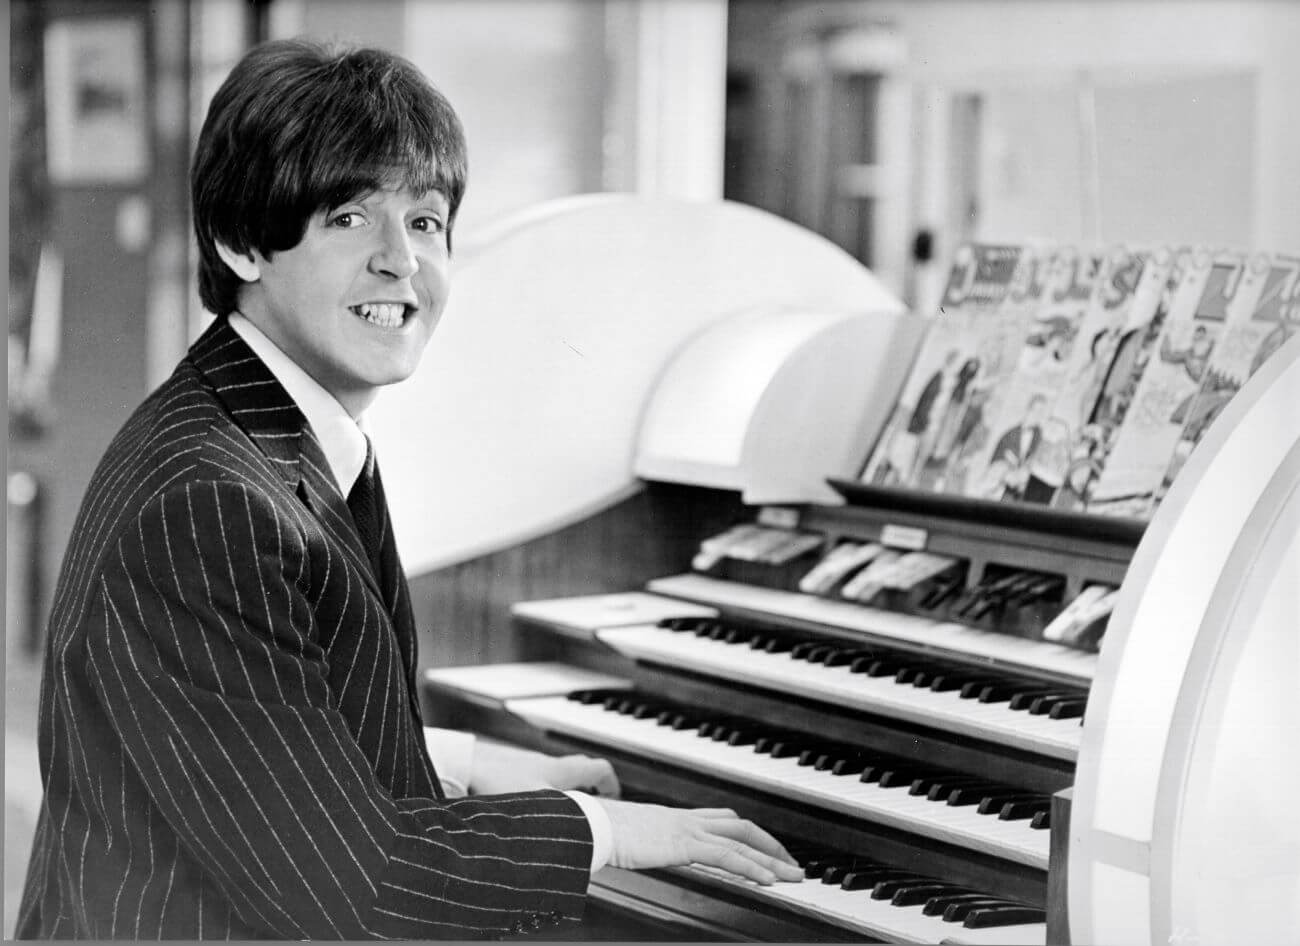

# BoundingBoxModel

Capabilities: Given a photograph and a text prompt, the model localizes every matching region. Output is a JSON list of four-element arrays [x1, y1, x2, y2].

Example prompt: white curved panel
[[366, 196, 904, 574], [1070, 331, 1300, 944], [634, 305, 924, 503]]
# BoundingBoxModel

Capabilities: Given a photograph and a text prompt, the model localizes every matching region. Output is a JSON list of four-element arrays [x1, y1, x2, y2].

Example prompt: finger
[[688, 807, 739, 820], [692, 840, 803, 886], [700, 817, 801, 866]]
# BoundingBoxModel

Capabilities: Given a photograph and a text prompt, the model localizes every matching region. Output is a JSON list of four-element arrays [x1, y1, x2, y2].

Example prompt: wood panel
[[406, 482, 748, 670]]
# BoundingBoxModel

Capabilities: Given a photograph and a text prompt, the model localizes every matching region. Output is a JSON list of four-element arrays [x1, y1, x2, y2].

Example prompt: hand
[[596, 798, 803, 886], [467, 738, 621, 797]]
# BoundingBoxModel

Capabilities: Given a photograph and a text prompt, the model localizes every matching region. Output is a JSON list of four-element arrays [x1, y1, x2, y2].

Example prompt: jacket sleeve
[[83, 478, 593, 939]]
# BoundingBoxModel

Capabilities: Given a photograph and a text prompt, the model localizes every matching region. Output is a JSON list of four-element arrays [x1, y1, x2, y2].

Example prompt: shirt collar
[[228, 312, 367, 496]]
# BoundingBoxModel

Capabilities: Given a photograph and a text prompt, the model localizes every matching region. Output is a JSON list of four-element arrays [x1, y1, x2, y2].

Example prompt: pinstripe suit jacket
[[16, 319, 593, 939]]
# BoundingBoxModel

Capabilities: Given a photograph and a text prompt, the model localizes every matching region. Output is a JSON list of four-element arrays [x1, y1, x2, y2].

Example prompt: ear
[[215, 241, 261, 283]]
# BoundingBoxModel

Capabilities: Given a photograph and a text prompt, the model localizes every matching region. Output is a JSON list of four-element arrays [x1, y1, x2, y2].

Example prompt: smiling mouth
[[350, 303, 412, 328]]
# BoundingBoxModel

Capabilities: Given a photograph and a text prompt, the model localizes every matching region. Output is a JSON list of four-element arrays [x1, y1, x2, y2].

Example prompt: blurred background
[[7, 0, 1300, 932]]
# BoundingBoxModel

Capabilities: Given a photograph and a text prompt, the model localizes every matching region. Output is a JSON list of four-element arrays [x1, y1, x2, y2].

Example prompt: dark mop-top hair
[[191, 38, 468, 316]]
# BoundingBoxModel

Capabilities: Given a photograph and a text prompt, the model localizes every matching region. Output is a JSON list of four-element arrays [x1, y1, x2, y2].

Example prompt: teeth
[[355, 303, 406, 327]]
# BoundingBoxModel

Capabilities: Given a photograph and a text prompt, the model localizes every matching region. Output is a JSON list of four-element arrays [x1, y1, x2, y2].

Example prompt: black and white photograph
[[7, 1, 1299, 942]]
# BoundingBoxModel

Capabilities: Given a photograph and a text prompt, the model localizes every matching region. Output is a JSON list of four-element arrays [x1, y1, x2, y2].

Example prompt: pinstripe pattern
[[16, 319, 593, 939]]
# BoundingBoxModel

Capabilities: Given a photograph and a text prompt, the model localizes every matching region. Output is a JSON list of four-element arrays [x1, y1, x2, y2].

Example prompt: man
[[16, 39, 799, 940], [986, 394, 1049, 502]]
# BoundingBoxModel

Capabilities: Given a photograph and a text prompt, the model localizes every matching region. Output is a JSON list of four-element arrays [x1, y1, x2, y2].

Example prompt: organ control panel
[[369, 197, 1300, 944]]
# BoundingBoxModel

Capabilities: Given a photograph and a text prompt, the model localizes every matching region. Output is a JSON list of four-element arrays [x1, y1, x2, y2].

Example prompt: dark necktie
[[347, 438, 385, 580]]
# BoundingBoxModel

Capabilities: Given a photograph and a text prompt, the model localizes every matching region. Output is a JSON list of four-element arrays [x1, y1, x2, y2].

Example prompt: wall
[[785, 0, 1300, 252], [283, 0, 608, 236]]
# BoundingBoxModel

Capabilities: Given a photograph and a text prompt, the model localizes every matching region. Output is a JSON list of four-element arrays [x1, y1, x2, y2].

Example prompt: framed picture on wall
[[44, 17, 148, 184]]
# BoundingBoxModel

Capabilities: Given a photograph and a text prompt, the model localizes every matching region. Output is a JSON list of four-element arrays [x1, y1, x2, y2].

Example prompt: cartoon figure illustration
[[916, 356, 981, 489], [983, 393, 1051, 502], [1160, 324, 1215, 384], [1053, 424, 1106, 511]]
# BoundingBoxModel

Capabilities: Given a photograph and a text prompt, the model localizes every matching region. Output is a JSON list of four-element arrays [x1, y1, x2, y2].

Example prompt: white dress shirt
[[227, 313, 611, 870]]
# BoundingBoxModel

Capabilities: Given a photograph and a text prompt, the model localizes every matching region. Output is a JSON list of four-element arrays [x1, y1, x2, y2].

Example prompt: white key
[[646, 574, 1097, 683], [671, 865, 1047, 945], [596, 626, 1082, 760], [507, 695, 1050, 869]]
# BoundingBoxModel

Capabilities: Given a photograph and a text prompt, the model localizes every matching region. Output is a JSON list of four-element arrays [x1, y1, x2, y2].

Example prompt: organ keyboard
[[424, 483, 1126, 940]]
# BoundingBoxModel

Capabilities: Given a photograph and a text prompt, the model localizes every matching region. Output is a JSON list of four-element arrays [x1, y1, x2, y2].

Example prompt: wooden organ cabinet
[[367, 199, 1299, 944]]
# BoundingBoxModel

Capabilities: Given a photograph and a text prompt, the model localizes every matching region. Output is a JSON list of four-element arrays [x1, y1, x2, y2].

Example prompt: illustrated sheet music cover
[[1154, 252, 1300, 492], [1084, 248, 1238, 516], [860, 243, 1022, 490], [964, 246, 1104, 505]]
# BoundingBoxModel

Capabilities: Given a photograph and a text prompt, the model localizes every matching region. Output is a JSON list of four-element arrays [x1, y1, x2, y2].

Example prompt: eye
[[411, 215, 446, 235], [327, 210, 366, 229]]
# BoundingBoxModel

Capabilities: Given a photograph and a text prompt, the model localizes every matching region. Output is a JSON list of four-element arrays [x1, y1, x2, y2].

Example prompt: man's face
[[233, 184, 451, 415]]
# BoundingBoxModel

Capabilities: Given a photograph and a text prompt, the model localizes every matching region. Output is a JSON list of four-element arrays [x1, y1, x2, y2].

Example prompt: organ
[[368, 197, 1299, 943]]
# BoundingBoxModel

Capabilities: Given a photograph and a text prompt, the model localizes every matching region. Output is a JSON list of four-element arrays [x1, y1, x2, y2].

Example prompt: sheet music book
[[860, 243, 1023, 491], [859, 240, 1295, 522], [1089, 248, 1241, 516]]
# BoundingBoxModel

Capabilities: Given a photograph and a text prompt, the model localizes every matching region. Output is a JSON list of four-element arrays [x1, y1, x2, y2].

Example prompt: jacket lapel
[[189, 319, 384, 603]]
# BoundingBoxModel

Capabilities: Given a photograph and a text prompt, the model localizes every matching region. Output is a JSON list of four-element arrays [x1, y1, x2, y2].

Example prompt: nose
[[368, 219, 418, 280]]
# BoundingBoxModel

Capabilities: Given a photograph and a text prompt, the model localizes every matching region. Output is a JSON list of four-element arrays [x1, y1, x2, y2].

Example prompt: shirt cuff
[[423, 727, 476, 798], [564, 791, 612, 873]]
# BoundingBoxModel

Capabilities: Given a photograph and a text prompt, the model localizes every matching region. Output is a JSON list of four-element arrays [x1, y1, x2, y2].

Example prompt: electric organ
[[368, 198, 1300, 944]]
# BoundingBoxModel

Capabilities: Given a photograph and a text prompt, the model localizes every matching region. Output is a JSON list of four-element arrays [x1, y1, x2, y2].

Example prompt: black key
[[1048, 699, 1087, 719], [894, 660, 945, 685], [878, 767, 936, 789], [963, 905, 1048, 929], [691, 620, 724, 637], [923, 892, 1001, 917], [957, 677, 1011, 699], [568, 688, 622, 704], [975, 682, 1027, 703], [838, 867, 914, 891], [1008, 689, 1071, 711], [761, 636, 796, 654], [722, 625, 756, 644], [694, 719, 724, 738], [1000, 799, 1052, 821], [790, 640, 828, 660], [977, 793, 1045, 816], [869, 876, 941, 900], [763, 739, 810, 759], [928, 671, 991, 692], [925, 777, 996, 801], [658, 711, 699, 730], [1029, 694, 1076, 715], [1030, 810, 1052, 830], [909, 773, 967, 796], [947, 785, 1016, 806], [804, 644, 842, 663], [943, 898, 1017, 923], [821, 860, 882, 885], [812, 748, 870, 771], [859, 758, 909, 784], [850, 656, 902, 677], [823, 648, 877, 667], [891, 884, 970, 907], [726, 728, 757, 747], [603, 691, 634, 712], [795, 742, 844, 765], [800, 855, 847, 879], [831, 755, 871, 776]]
